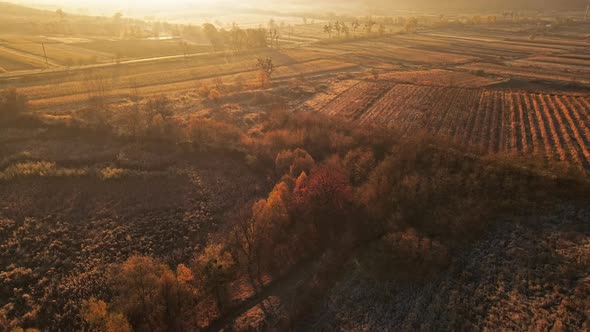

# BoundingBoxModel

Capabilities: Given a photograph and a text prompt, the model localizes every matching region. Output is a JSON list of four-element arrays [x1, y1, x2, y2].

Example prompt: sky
[[6, 0, 589, 19], [6, 0, 357, 23]]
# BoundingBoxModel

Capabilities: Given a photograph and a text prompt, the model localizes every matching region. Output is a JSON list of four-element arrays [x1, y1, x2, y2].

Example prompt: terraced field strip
[[5, 42, 113, 65], [511, 59, 590, 76], [297, 79, 360, 111], [377, 69, 501, 88], [0, 45, 49, 69], [458, 62, 590, 85], [320, 81, 393, 119]]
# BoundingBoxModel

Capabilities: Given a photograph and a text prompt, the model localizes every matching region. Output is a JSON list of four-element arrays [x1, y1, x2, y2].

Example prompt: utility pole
[[41, 42, 48, 67]]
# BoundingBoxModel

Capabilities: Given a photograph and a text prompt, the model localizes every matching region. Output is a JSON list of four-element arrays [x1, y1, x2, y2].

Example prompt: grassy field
[[71, 39, 212, 59]]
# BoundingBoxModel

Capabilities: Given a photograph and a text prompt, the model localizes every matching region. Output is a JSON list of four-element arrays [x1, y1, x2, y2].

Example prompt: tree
[[113, 12, 123, 23], [94, 256, 197, 332], [275, 148, 315, 176], [113, 256, 166, 330], [334, 21, 342, 38], [81, 298, 108, 330], [81, 297, 132, 332], [268, 29, 280, 49], [191, 244, 236, 313], [256, 57, 275, 87], [342, 23, 350, 38], [295, 161, 353, 241], [352, 20, 360, 36], [231, 206, 266, 290], [179, 41, 190, 60], [203, 23, 222, 50], [323, 23, 333, 38], [56, 9, 65, 20], [105, 314, 132, 332], [230, 24, 246, 52], [364, 18, 376, 35], [0, 310, 12, 331], [405, 17, 418, 33]]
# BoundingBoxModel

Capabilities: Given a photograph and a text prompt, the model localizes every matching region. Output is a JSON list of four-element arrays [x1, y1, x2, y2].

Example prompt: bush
[[187, 118, 243, 151], [275, 148, 315, 177], [361, 230, 450, 281], [0, 162, 88, 181]]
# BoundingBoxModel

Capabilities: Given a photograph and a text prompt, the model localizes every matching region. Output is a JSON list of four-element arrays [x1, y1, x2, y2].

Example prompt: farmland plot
[[458, 62, 590, 85], [320, 81, 394, 119], [377, 69, 502, 87], [6, 42, 114, 65], [297, 79, 360, 111], [0, 45, 47, 70], [316, 82, 590, 172]]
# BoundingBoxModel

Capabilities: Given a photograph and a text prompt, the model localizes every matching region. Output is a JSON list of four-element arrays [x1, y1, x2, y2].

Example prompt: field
[[377, 69, 503, 87], [2, 3, 590, 331], [308, 80, 590, 171]]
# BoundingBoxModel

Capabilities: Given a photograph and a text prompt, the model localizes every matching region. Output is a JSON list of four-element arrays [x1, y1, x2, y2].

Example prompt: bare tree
[[55, 9, 65, 21], [179, 41, 190, 60], [334, 21, 342, 38], [364, 18, 376, 35], [268, 29, 280, 49], [352, 20, 360, 37], [323, 23, 333, 38], [256, 57, 275, 87]]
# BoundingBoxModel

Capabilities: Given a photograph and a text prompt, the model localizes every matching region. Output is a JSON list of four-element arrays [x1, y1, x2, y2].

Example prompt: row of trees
[[202, 23, 276, 52], [323, 17, 420, 38], [81, 247, 237, 331]]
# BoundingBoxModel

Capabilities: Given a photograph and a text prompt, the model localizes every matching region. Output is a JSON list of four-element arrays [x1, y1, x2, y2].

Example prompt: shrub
[[361, 230, 450, 281], [187, 118, 243, 151], [145, 95, 173, 120], [275, 148, 315, 177], [208, 88, 221, 102], [98, 167, 127, 181], [0, 162, 88, 181]]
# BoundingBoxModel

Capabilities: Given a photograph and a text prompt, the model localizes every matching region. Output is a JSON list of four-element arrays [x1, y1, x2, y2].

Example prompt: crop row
[[318, 83, 590, 171]]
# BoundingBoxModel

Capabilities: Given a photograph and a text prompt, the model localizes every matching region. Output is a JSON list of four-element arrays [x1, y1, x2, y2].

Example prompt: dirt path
[[204, 259, 318, 332]]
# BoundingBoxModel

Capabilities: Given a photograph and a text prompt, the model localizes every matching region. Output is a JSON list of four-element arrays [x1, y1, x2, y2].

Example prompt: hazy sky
[[7, 0, 589, 19], [7, 0, 357, 22]]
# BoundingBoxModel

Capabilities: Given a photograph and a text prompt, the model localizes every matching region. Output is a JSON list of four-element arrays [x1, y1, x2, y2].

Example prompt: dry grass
[[311, 206, 590, 331], [0, 46, 46, 69], [0, 161, 88, 180], [377, 69, 502, 87], [6, 42, 112, 65], [459, 62, 590, 85]]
